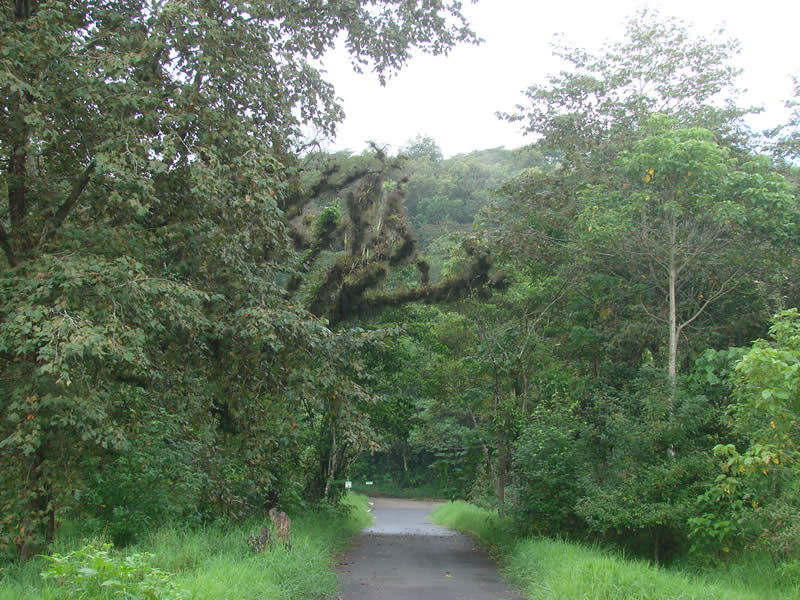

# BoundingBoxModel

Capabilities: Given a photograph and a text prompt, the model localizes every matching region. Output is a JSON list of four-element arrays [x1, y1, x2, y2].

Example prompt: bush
[[510, 405, 590, 536], [41, 544, 188, 600]]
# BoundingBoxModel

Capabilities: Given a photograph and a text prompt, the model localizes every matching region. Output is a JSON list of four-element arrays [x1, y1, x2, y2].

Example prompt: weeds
[[0, 494, 371, 600]]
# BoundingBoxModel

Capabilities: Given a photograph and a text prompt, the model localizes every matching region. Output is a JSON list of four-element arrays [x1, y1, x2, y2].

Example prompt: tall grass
[[432, 501, 797, 600], [0, 493, 372, 600]]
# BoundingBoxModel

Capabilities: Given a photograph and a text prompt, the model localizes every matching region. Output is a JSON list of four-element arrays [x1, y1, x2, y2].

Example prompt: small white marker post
[[345, 480, 352, 489]]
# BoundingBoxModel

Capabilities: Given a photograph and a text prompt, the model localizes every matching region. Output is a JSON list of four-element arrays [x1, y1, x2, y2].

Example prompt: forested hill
[[2, 1, 800, 590], [401, 139, 546, 249]]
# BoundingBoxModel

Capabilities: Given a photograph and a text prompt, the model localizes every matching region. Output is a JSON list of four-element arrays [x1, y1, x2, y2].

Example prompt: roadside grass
[[432, 501, 797, 600], [430, 500, 516, 552], [0, 493, 371, 600]]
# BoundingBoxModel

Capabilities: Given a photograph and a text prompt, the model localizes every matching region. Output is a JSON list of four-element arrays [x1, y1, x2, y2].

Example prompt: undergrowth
[[0, 493, 371, 600], [432, 500, 798, 600]]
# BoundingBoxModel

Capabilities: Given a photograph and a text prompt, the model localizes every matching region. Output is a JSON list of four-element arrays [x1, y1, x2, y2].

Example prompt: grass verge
[[0, 493, 372, 600], [432, 500, 797, 600]]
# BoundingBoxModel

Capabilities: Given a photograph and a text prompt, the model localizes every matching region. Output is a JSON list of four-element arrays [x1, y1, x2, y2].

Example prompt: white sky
[[317, 0, 800, 158]]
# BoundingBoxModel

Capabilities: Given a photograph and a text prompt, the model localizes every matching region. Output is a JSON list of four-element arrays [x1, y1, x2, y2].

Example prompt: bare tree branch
[[677, 269, 742, 335]]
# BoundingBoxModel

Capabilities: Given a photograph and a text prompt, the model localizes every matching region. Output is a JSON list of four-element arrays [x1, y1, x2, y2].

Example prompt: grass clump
[[430, 500, 515, 551], [432, 501, 798, 600], [0, 493, 372, 600]]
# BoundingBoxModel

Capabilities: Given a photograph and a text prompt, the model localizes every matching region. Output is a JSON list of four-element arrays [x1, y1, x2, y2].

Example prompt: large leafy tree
[[0, 0, 478, 557], [475, 12, 800, 560], [580, 117, 796, 388], [483, 13, 761, 384]]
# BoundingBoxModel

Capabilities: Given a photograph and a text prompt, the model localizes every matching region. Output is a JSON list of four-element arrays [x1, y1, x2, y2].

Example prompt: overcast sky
[[316, 0, 800, 157]]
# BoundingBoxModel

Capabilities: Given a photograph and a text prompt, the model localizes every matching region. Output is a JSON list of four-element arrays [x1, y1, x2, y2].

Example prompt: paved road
[[334, 498, 523, 600]]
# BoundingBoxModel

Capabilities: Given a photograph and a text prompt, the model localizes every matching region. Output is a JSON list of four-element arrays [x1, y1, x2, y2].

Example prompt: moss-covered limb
[[307, 258, 350, 319], [344, 173, 382, 257], [287, 217, 344, 294], [416, 258, 431, 285], [307, 256, 389, 322], [297, 147, 513, 326], [288, 149, 415, 303], [332, 262, 389, 323], [324, 248, 507, 326]]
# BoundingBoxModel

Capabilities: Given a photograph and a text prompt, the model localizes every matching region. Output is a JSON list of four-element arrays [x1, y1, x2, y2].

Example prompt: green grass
[[350, 480, 449, 500], [432, 501, 797, 600], [429, 500, 516, 552], [0, 493, 372, 600]]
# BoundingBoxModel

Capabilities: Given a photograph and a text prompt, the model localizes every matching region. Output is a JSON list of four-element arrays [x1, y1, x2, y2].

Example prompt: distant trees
[[769, 75, 800, 162], [501, 9, 751, 176]]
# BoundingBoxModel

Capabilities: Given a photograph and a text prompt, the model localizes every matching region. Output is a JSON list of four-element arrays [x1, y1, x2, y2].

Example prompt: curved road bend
[[333, 497, 523, 600]]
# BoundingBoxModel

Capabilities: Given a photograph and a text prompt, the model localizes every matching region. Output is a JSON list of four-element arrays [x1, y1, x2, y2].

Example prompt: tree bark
[[6, 0, 32, 262]]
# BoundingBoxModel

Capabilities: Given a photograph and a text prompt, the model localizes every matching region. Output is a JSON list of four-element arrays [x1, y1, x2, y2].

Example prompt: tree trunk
[[653, 532, 661, 565], [16, 449, 51, 560], [9, 0, 29, 224], [495, 474, 506, 516], [323, 423, 337, 501], [493, 440, 511, 517], [667, 216, 678, 406]]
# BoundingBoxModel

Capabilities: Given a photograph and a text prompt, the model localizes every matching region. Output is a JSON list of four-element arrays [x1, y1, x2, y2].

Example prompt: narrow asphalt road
[[333, 498, 523, 600]]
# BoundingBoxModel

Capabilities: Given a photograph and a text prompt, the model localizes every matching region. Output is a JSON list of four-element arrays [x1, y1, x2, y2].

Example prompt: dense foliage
[[0, 0, 479, 558], [353, 10, 800, 571], [2, 0, 799, 583]]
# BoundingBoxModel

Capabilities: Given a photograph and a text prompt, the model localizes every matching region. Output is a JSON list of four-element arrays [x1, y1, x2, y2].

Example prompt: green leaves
[[1, 0, 481, 555], [41, 544, 190, 599], [691, 310, 800, 560], [732, 309, 800, 449]]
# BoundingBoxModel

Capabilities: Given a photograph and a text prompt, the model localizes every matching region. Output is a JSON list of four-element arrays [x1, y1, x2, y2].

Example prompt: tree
[[580, 117, 796, 389], [483, 12, 762, 388], [0, 0, 479, 557], [768, 75, 800, 162], [476, 13, 800, 559], [285, 146, 506, 326], [501, 9, 750, 177], [691, 310, 800, 563]]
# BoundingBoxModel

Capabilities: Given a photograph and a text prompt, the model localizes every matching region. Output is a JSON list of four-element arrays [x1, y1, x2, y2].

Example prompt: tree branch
[[516, 282, 569, 363], [39, 159, 96, 245], [639, 302, 669, 324], [677, 269, 741, 335]]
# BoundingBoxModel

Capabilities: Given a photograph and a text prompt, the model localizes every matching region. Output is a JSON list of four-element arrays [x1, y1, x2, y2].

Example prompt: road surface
[[333, 497, 523, 600]]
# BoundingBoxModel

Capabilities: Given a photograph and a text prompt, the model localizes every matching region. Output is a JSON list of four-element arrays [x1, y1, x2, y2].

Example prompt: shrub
[[41, 543, 188, 600]]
